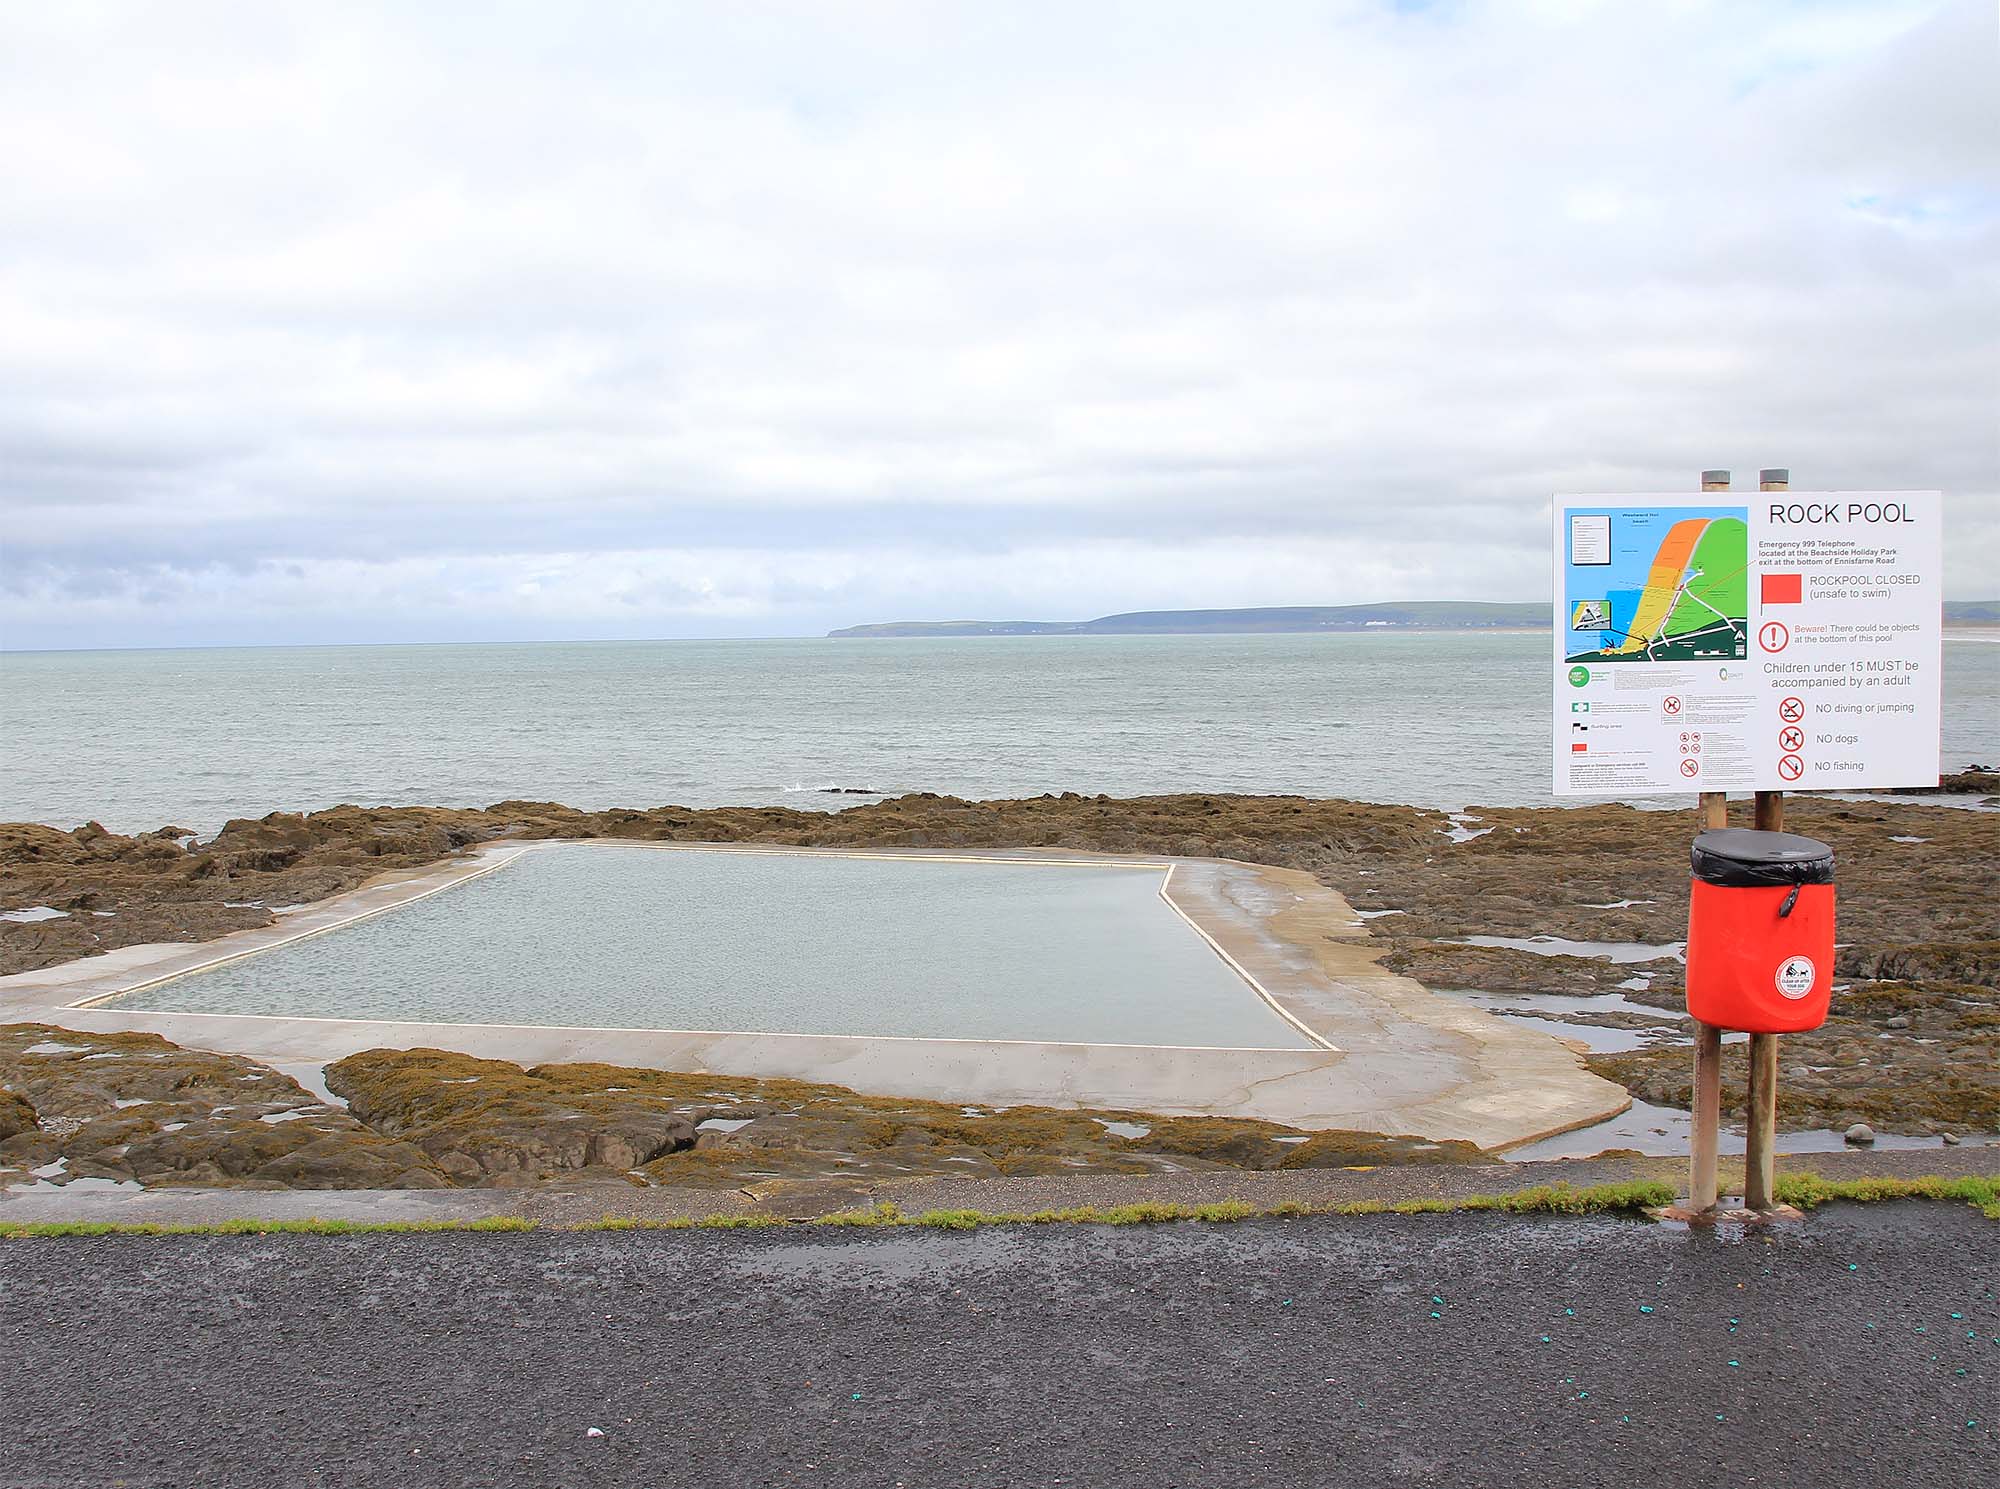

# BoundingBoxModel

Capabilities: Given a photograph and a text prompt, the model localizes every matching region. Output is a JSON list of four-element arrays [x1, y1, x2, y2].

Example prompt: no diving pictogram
[[1778, 696, 1805, 723], [1759, 621, 1791, 653], [1777, 753, 1805, 782], [1779, 725, 1804, 752], [1662, 695, 1683, 717], [1679, 758, 1700, 778]]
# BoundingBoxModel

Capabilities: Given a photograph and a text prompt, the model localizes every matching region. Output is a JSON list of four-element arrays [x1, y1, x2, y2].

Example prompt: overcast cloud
[[1, 0, 1995, 648]]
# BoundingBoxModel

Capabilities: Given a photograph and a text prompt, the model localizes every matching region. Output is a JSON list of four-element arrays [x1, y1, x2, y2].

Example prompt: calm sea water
[[4, 633, 1995, 834], [110, 844, 1311, 1048]]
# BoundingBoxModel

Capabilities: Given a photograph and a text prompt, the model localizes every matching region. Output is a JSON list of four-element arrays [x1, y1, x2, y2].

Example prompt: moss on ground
[[1773, 1172, 2000, 1220]]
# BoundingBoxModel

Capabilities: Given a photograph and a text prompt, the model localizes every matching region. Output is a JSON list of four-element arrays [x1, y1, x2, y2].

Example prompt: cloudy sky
[[2, 0, 1994, 649]]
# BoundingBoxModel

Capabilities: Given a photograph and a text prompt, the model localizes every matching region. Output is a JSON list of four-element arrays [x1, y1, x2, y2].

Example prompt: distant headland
[[831, 599, 2000, 638], [832, 602, 1549, 638]]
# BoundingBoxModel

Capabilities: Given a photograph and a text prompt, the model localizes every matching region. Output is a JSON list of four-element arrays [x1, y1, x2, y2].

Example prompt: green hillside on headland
[[832, 599, 2000, 637], [829, 602, 1548, 638]]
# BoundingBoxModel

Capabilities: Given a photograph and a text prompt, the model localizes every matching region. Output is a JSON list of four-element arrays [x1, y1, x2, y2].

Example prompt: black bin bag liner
[[1690, 828, 1835, 888]]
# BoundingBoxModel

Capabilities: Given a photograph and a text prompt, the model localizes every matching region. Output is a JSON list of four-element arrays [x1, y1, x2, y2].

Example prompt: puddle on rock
[[1509, 1099, 1986, 1162], [3, 1175, 145, 1194], [1440, 988, 1691, 1053], [1454, 934, 1684, 965]]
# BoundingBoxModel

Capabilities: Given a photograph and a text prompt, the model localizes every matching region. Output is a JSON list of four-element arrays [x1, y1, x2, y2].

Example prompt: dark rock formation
[[1586, 976, 1998, 1136], [324, 1047, 1487, 1190], [0, 1024, 449, 1189], [321, 1047, 698, 1185], [0, 1085, 35, 1141]]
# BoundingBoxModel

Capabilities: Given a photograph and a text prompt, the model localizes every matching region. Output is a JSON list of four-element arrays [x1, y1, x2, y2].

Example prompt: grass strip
[[1307, 1179, 1677, 1217], [5, 1176, 1991, 1238], [583, 1212, 786, 1231], [780, 1185, 1671, 1229], [1772, 1172, 2000, 1220]]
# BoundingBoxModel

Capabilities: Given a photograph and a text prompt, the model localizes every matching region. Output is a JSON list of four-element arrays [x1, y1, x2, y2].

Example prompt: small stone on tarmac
[[1845, 1124, 1877, 1145]]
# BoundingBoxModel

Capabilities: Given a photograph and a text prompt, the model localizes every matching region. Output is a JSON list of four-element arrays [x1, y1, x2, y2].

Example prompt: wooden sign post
[[1688, 465, 1795, 1220], [1744, 467, 1789, 1215], [1686, 469, 1732, 1217]]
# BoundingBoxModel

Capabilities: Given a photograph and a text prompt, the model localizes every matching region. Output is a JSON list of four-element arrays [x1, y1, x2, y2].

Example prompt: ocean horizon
[[5, 631, 1995, 834]]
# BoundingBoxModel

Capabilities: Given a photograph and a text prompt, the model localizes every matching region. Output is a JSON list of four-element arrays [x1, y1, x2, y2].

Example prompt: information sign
[[1551, 493, 1942, 794]]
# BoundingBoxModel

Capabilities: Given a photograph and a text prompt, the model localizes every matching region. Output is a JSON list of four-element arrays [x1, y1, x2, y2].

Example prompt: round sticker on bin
[[1775, 956, 1817, 1000]]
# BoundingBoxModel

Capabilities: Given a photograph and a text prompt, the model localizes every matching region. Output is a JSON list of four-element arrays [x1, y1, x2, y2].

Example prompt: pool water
[[107, 845, 1312, 1049]]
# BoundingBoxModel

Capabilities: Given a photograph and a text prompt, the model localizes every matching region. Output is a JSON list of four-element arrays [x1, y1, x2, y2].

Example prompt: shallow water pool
[[106, 845, 1312, 1049]]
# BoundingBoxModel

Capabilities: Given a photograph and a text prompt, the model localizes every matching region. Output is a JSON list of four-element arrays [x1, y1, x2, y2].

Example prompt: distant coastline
[[829, 602, 1548, 638], [831, 599, 2000, 638]]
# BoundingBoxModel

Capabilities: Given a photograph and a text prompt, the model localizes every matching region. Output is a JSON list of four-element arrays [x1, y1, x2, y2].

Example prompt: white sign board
[[1551, 492, 1942, 795]]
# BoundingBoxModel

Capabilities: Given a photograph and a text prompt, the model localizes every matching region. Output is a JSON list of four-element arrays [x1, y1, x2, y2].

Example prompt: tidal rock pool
[[106, 845, 1313, 1049]]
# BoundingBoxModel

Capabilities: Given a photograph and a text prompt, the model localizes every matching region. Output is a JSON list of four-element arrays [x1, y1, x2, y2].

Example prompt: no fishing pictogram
[[1778, 754, 1805, 782]]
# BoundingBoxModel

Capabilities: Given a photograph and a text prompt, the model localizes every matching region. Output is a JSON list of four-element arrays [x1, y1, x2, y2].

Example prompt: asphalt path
[[1, 1205, 1993, 1488]]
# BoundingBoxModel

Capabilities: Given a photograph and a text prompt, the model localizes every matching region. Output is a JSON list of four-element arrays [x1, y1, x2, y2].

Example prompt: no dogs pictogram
[[1778, 696, 1805, 724], [1662, 695, 1683, 717], [1779, 726, 1804, 752], [1778, 754, 1805, 782], [1679, 758, 1700, 778], [1759, 621, 1791, 653]]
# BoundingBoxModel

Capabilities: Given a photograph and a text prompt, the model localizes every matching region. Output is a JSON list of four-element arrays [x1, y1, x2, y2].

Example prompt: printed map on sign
[[1562, 506, 1749, 664]]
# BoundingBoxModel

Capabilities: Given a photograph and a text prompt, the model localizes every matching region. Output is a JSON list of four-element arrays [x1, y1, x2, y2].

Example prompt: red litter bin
[[1686, 828, 1835, 1034]]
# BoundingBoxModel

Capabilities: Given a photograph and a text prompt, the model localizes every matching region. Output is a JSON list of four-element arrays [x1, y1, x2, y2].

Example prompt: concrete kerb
[[0, 840, 1631, 1151]]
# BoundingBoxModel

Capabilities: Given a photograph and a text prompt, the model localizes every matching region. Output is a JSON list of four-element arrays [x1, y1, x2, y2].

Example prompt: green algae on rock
[[319, 1046, 1486, 1190], [0, 1085, 37, 1141], [0, 1023, 449, 1190]]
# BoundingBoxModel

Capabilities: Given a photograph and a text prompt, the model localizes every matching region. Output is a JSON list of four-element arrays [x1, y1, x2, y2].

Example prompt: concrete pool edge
[[0, 842, 1631, 1150]]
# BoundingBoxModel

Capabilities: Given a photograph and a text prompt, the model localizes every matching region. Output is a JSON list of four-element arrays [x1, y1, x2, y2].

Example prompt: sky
[[2, 0, 1995, 649]]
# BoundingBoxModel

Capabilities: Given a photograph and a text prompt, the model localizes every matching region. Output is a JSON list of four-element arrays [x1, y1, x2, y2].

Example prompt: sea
[[3, 632, 1996, 834]]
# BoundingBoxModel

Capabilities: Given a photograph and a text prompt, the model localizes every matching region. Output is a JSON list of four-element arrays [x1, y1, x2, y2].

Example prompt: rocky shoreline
[[3, 783, 1995, 1188], [0, 1024, 1480, 1192]]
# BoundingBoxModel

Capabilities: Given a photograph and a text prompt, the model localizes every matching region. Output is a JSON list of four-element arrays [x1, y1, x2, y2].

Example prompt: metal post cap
[[1759, 468, 1790, 484], [1701, 469, 1730, 485]]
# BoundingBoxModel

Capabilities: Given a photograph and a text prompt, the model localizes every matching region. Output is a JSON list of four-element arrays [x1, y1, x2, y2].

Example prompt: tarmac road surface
[[1, 1204, 1992, 1488]]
